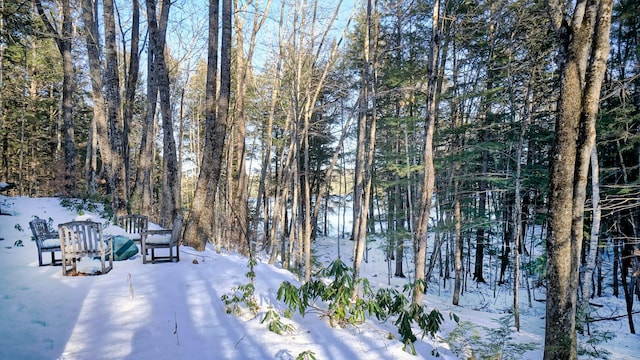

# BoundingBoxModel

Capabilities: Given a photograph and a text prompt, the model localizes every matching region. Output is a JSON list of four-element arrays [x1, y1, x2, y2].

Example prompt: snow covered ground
[[0, 195, 637, 359]]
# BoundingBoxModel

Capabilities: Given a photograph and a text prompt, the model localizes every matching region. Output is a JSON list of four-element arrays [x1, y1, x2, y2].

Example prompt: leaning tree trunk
[[413, 0, 441, 306], [353, 0, 378, 284], [544, 0, 613, 359]]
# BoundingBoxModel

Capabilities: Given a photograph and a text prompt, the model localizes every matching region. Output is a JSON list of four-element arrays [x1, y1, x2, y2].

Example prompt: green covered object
[[109, 235, 139, 261]]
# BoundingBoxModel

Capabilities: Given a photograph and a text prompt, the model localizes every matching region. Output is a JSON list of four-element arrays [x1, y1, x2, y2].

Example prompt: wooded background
[[0, 1, 638, 358]]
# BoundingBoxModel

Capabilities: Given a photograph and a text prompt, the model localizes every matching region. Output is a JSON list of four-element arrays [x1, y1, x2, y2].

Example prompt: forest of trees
[[0, 0, 638, 358]]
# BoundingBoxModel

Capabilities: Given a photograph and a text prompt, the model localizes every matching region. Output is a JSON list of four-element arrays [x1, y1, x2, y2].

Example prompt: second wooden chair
[[141, 215, 183, 264]]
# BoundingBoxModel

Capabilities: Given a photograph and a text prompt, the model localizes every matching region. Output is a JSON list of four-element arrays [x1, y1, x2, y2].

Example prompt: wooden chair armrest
[[43, 232, 59, 240], [142, 229, 173, 236]]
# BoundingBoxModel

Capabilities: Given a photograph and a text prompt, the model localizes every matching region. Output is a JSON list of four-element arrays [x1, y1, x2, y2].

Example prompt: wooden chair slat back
[[117, 215, 148, 234], [30, 218, 56, 241], [58, 220, 112, 276], [58, 221, 104, 257]]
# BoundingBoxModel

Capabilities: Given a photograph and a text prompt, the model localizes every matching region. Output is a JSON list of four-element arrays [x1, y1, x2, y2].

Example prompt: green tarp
[[109, 235, 139, 261]]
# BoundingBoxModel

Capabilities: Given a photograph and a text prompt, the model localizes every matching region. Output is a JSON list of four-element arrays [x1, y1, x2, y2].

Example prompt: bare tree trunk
[[231, 0, 270, 255], [0, 0, 4, 181], [60, 0, 74, 196], [231, 6, 250, 255], [413, 0, 441, 306], [353, 0, 378, 283], [513, 123, 525, 332], [259, 1, 288, 261], [393, 179, 405, 277], [123, 0, 140, 203], [84, 108, 97, 194], [147, 0, 178, 224], [81, 0, 109, 200], [35, 0, 75, 196], [134, 0, 158, 217], [268, 58, 295, 265], [472, 2, 498, 285], [452, 172, 462, 305], [0, 0, 3, 131], [183, 0, 231, 251], [544, 0, 613, 358], [582, 148, 601, 330], [473, 147, 488, 283], [102, 0, 128, 214]]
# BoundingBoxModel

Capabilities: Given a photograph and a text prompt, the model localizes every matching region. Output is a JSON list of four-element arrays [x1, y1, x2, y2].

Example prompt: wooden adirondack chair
[[116, 214, 148, 245], [29, 218, 61, 266], [141, 215, 183, 264], [58, 221, 113, 276]]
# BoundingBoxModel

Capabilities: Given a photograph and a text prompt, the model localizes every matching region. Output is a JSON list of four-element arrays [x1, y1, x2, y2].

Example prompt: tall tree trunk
[[544, 0, 613, 358], [231, 0, 270, 255], [452, 172, 462, 305], [473, 1, 498, 284], [123, 0, 140, 203], [147, 0, 178, 224], [353, 0, 378, 282], [183, 0, 231, 251], [84, 105, 97, 194], [0, 0, 4, 180], [0, 0, 3, 131], [81, 0, 114, 205], [134, 0, 159, 217], [394, 179, 405, 278], [231, 5, 250, 255], [413, 0, 441, 306], [474, 146, 488, 283], [512, 116, 525, 332], [102, 0, 128, 214], [60, 0, 74, 196], [35, 0, 75, 196], [581, 148, 601, 329], [300, 0, 348, 281], [257, 2, 283, 258]]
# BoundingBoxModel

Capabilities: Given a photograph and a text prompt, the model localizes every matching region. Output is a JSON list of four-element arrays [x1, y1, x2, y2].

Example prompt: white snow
[[0, 195, 637, 359]]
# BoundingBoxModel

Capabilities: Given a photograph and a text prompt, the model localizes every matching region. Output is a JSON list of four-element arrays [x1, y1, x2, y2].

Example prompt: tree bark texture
[[544, 0, 613, 358], [183, 0, 231, 251], [353, 0, 377, 282], [35, 0, 75, 196], [413, 0, 441, 306], [147, 0, 179, 225], [582, 148, 601, 318], [81, 0, 112, 202], [102, 0, 127, 215], [123, 0, 140, 201], [133, 0, 159, 218]]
